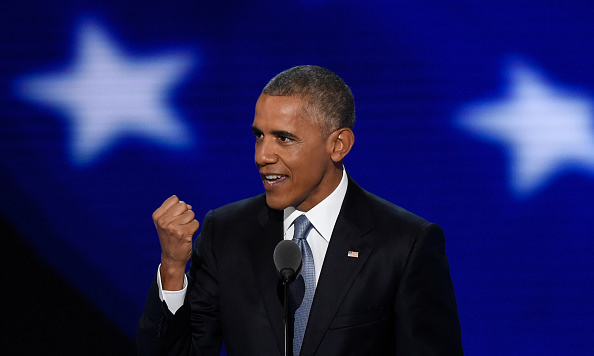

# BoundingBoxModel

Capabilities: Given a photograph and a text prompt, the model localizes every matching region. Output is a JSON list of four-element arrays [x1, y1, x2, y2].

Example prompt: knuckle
[[152, 210, 160, 221], [156, 215, 168, 228], [166, 222, 181, 235]]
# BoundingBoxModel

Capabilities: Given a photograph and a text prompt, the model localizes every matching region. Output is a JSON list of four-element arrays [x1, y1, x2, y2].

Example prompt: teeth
[[265, 175, 282, 180]]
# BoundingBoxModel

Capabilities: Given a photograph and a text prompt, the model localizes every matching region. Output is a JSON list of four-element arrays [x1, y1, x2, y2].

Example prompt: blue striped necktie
[[291, 214, 315, 356]]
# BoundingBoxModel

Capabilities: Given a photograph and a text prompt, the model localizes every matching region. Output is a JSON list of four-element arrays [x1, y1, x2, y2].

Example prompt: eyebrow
[[271, 130, 298, 140], [251, 126, 299, 140], [251, 126, 262, 135]]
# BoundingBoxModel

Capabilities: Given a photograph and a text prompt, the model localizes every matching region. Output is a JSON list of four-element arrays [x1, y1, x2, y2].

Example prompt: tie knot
[[293, 215, 312, 241]]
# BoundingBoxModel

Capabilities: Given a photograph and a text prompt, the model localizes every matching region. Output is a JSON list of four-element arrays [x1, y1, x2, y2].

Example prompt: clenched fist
[[153, 195, 200, 290]]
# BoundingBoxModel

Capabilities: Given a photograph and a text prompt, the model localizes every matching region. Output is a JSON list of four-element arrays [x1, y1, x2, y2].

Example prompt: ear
[[328, 128, 354, 163]]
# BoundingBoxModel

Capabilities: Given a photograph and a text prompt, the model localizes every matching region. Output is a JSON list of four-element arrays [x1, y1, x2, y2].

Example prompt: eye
[[253, 131, 264, 141], [279, 135, 293, 143], [251, 126, 263, 140]]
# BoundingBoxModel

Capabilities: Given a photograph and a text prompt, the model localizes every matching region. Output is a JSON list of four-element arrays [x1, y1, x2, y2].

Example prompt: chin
[[265, 195, 289, 211]]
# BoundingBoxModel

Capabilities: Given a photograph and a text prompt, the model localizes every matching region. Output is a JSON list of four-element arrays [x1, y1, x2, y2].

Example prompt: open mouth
[[262, 174, 287, 186]]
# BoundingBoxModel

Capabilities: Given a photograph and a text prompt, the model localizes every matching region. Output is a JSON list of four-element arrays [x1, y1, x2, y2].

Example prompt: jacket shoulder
[[346, 178, 434, 232], [210, 194, 267, 217], [362, 189, 432, 229]]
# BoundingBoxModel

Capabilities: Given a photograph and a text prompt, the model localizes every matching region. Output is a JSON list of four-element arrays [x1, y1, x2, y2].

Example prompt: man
[[138, 65, 463, 355]]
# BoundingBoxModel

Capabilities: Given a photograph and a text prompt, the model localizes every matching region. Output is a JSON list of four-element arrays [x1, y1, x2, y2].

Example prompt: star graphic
[[457, 59, 594, 197], [16, 20, 195, 165]]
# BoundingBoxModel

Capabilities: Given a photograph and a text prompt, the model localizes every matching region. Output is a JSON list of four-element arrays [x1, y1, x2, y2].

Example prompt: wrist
[[160, 257, 186, 290]]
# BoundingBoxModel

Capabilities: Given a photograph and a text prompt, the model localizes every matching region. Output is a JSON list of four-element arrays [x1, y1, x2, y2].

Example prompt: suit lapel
[[249, 203, 285, 355], [300, 178, 375, 354]]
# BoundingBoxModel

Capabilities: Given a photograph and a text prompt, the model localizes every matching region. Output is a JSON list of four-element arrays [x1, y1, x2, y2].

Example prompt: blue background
[[1, 1, 593, 354]]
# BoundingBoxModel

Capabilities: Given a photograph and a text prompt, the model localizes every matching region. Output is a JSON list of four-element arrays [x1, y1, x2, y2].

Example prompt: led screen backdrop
[[1, 1, 593, 354]]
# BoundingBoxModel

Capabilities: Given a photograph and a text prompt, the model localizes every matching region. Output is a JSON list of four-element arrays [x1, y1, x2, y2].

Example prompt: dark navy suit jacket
[[138, 177, 463, 355]]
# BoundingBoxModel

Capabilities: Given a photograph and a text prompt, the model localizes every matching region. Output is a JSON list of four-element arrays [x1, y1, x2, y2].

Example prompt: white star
[[16, 20, 195, 165], [457, 59, 594, 197]]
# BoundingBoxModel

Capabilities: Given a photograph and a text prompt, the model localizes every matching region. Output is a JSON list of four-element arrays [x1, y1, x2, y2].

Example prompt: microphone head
[[273, 240, 302, 283]]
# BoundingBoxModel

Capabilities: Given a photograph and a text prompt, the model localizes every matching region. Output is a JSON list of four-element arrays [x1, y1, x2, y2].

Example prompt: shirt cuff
[[156, 264, 188, 315]]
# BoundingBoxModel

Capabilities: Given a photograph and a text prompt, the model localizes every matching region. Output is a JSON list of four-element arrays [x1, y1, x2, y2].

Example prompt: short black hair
[[262, 65, 355, 135]]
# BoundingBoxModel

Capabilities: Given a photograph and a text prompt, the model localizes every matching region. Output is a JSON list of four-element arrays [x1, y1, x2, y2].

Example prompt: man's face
[[252, 94, 339, 211]]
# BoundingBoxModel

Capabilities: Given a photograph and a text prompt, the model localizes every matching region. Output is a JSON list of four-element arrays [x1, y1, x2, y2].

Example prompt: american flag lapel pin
[[347, 251, 359, 258]]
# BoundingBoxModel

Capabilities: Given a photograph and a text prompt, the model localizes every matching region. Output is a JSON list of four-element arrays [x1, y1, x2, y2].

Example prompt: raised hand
[[152, 195, 200, 290]]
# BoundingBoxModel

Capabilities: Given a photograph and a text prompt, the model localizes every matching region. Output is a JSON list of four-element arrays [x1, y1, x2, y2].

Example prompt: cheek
[[293, 153, 326, 183], [284, 142, 328, 178]]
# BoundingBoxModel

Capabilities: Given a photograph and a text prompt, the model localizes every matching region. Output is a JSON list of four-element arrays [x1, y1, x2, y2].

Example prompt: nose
[[255, 137, 277, 167]]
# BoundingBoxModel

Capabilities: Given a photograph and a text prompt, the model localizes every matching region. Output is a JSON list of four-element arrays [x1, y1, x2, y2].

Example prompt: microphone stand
[[281, 269, 294, 356], [274, 241, 300, 356]]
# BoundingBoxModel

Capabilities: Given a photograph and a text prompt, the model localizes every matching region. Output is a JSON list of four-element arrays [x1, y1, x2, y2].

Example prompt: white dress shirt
[[159, 168, 348, 314], [282, 168, 348, 285]]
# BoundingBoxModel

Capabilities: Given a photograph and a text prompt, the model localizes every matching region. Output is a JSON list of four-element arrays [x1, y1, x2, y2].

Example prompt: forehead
[[255, 94, 302, 118], [253, 94, 315, 129]]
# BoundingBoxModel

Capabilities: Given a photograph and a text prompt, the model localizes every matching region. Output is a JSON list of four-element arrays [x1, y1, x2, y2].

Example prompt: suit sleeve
[[137, 210, 223, 356], [136, 273, 192, 355], [187, 210, 223, 355], [393, 223, 464, 355]]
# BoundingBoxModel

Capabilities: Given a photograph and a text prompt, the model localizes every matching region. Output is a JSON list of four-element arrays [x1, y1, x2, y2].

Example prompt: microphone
[[274, 240, 302, 356], [273, 240, 302, 283]]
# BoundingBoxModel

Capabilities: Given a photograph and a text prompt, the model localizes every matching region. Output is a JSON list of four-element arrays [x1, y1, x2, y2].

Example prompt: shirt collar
[[283, 167, 349, 242]]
